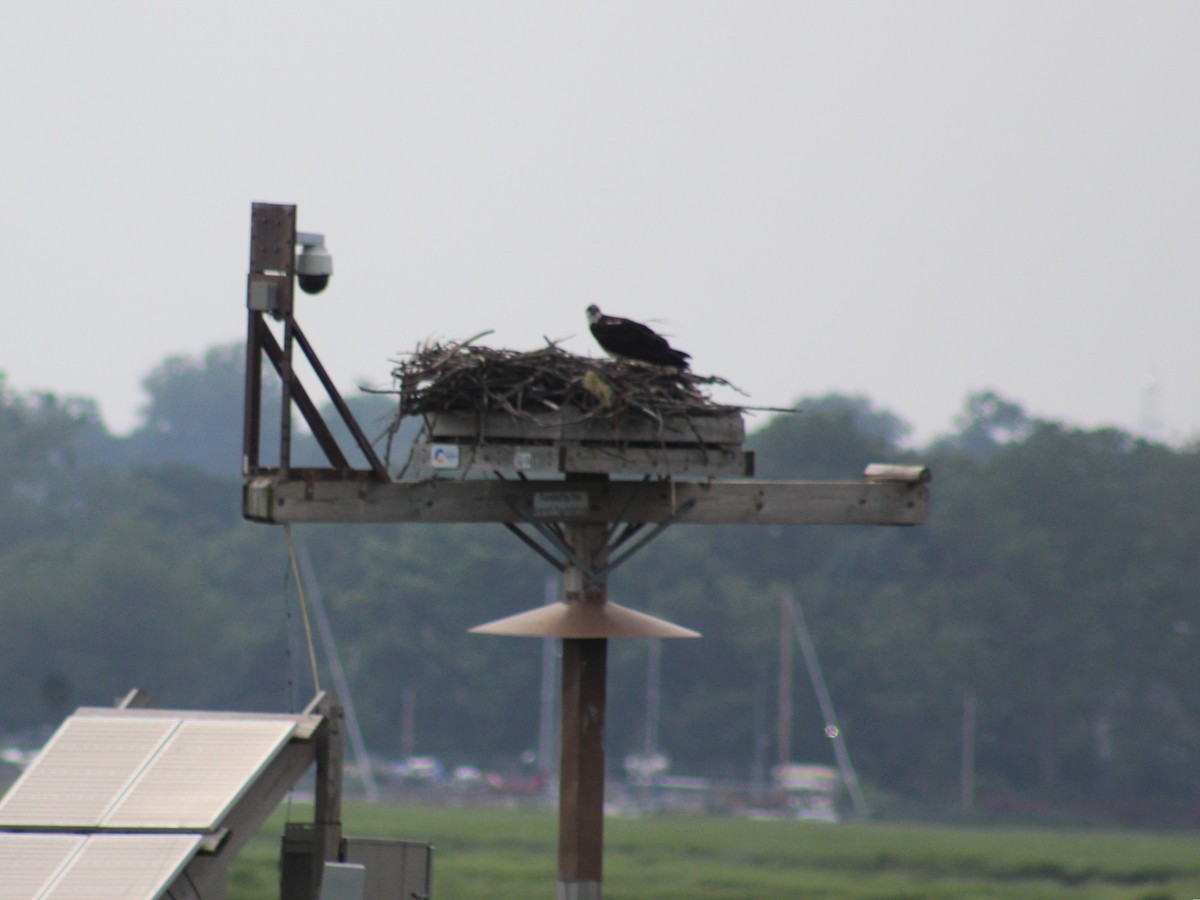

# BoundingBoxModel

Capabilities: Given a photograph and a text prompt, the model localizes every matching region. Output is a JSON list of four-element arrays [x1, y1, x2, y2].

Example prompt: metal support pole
[[296, 541, 380, 802], [785, 592, 870, 819], [961, 689, 976, 814], [559, 637, 606, 899], [280, 316, 295, 478], [242, 311, 262, 476], [557, 522, 608, 900], [778, 596, 792, 769], [538, 576, 560, 781], [644, 638, 661, 763], [244, 202, 295, 477]]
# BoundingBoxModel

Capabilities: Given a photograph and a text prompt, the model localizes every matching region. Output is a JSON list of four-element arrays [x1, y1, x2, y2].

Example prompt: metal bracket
[[504, 499, 589, 571], [502, 495, 697, 586], [591, 498, 696, 580], [502, 522, 565, 572]]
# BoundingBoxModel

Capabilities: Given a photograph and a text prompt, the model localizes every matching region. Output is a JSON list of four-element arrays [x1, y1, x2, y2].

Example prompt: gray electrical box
[[345, 836, 433, 900], [321, 862, 366, 900], [282, 824, 433, 900]]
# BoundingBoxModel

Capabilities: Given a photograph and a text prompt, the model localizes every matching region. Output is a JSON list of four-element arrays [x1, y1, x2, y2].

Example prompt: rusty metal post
[[244, 203, 296, 476], [242, 310, 262, 476], [557, 521, 608, 900]]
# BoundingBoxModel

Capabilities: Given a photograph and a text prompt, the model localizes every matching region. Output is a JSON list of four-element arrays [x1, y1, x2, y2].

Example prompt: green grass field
[[230, 802, 1200, 899]]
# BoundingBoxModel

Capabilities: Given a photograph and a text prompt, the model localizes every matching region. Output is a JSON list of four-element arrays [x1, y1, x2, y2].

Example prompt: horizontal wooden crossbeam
[[243, 475, 929, 526]]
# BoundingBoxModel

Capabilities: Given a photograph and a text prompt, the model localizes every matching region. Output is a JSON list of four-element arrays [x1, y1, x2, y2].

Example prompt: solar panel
[[39, 833, 203, 900], [0, 717, 178, 827], [0, 702, 322, 899], [0, 834, 85, 899], [0, 715, 297, 831], [103, 718, 297, 829], [0, 833, 203, 900]]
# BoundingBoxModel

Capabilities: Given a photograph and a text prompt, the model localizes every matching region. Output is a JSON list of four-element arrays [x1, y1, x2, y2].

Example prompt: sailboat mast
[[785, 591, 870, 819], [778, 597, 793, 768], [644, 638, 662, 759]]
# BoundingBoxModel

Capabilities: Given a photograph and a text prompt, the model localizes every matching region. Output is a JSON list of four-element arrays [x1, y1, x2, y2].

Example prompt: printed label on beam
[[533, 491, 589, 517]]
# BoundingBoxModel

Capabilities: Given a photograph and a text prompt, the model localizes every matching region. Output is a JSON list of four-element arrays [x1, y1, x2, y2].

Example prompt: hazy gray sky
[[4, 3, 1198, 445]]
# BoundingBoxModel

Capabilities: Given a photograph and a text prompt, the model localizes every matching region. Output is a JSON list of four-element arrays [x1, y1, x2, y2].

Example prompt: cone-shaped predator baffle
[[471, 600, 700, 639]]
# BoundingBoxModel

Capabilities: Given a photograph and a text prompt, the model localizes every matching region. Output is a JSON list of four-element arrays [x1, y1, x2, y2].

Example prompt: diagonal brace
[[503, 499, 588, 572], [501, 496, 697, 585], [257, 317, 352, 470], [590, 498, 696, 580], [290, 319, 391, 481], [502, 522, 565, 572]]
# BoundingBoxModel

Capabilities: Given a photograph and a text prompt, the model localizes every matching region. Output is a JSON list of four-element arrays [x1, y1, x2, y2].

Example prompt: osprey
[[585, 305, 691, 370]]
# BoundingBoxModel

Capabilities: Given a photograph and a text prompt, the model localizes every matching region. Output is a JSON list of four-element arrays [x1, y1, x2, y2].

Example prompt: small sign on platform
[[533, 491, 590, 517], [429, 444, 460, 469]]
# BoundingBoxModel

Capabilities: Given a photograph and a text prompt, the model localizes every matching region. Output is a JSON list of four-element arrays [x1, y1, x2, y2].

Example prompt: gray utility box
[[282, 823, 433, 899]]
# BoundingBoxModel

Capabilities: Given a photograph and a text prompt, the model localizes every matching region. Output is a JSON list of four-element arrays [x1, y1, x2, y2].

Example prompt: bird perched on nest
[[585, 305, 691, 370]]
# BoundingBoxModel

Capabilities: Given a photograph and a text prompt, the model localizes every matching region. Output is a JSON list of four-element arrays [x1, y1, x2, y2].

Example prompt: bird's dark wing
[[591, 317, 690, 369]]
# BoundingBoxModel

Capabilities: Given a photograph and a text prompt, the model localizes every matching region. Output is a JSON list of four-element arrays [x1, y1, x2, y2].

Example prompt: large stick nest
[[388, 339, 743, 425]]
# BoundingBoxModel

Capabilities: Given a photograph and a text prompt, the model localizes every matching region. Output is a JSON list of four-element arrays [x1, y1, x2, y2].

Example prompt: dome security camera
[[296, 232, 332, 295]]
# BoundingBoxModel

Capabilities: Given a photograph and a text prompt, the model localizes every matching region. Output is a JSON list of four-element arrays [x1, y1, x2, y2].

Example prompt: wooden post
[[312, 694, 344, 898], [557, 521, 608, 899], [559, 637, 606, 898]]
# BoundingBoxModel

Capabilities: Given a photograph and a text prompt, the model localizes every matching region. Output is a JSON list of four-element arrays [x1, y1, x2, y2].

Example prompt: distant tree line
[[1, 344, 1199, 823]]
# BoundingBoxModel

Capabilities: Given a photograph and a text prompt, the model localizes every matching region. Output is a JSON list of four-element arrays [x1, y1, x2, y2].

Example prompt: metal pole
[[558, 521, 608, 900], [400, 686, 417, 762], [244, 202, 295, 477], [280, 315, 295, 478], [644, 638, 661, 761], [961, 689, 976, 814], [751, 663, 768, 798], [242, 310, 262, 475], [296, 540, 380, 802], [539, 576, 559, 782], [785, 592, 870, 819], [778, 596, 792, 769]]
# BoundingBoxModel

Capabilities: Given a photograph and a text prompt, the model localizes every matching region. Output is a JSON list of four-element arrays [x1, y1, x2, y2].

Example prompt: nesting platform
[[388, 341, 753, 479]]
